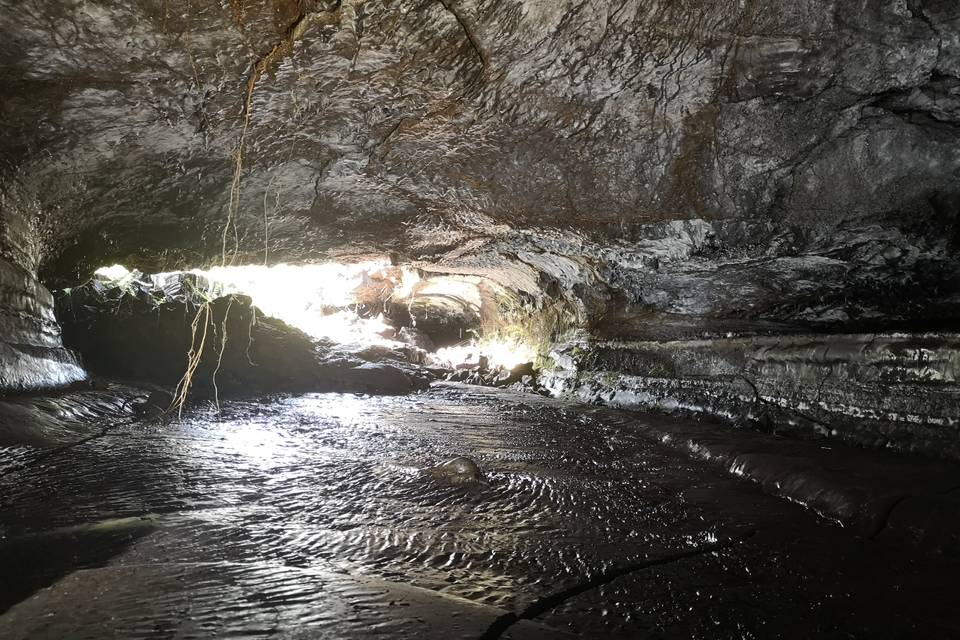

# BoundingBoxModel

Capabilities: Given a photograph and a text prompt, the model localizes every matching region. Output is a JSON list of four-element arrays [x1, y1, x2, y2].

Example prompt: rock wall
[[0, 0, 959, 441], [545, 333, 960, 460], [0, 192, 85, 393], [0, 0, 955, 282]]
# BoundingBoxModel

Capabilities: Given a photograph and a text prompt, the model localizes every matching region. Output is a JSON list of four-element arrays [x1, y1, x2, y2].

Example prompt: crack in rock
[[436, 0, 490, 76], [477, 528, 757, 640]]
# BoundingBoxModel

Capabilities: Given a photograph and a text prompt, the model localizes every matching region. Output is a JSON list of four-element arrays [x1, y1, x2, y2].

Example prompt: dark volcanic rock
[[0, 0, 958, 455], [331, 362, 430, 396], [0, 383, 145, 447], [0, 0, 953, 335], [426, 456, 485, 484], [0, 217, 85, 392], [55, 281, 428, 398], [352, 343, 424, 365], [56, 284, 323, 396], [498, 361, 535, 385], [397, 327, 436, 352], [132, 388, 174, 419], [445, 360, 548, 396], [545, 332, 960, 460]]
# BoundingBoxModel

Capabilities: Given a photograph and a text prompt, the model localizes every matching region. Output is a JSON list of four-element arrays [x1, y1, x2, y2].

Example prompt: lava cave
[[1, 1, 960, 638]]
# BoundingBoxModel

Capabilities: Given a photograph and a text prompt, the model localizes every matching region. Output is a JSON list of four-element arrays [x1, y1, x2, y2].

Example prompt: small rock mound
[[133, 389, 173, 418], [426, 456, 485, 484], [445, 361, 549, 395]]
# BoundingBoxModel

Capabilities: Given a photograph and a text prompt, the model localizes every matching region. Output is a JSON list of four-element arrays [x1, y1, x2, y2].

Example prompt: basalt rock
[[132, 388, 174, 419], [54, 280, 429, 398], [351, 343, 428, 366], [56, 283, 322, 396], [397, 327, 437, 353], [0, 0, 958, 454], [326, 361, 431, 396], [445, 360, 548, 395], [0, 0, 953, 333], [0, 383, 145, 447], [426, 456, 485, 485], [545, 332, 960, 460], [0, 256, 85, 393]]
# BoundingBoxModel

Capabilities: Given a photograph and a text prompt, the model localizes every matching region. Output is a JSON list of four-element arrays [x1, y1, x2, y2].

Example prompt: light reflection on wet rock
[[1, 385, 958, 638], [426, 456, 486, 485]]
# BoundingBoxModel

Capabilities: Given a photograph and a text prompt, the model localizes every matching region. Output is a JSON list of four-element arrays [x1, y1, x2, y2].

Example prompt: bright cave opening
[[80, 260, 538, 385]]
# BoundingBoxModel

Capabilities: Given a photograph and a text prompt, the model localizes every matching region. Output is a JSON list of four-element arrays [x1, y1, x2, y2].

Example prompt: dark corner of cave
[[2, 0, 960, 638]]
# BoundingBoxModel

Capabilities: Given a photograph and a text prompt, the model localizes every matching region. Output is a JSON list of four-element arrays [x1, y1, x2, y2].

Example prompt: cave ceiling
[[1, 0, 958, 328]]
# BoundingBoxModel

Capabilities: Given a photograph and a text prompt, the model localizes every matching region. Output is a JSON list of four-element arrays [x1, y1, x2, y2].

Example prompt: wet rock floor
[[1, 384, 958, 638]]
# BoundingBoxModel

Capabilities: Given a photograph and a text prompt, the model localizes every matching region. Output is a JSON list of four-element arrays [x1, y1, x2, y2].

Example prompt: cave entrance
[[53, 260, 540, 405], [91, 261, 401, 346]]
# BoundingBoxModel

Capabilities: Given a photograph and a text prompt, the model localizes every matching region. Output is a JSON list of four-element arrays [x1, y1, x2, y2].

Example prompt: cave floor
[[1, 384, 958, 639]]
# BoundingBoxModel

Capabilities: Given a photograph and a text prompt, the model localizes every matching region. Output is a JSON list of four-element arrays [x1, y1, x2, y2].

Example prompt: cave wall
[[0, 0, 958, 422], [545, 333, 960, 460], [0, 191, 85, 393], [0, 0, 956, 282]]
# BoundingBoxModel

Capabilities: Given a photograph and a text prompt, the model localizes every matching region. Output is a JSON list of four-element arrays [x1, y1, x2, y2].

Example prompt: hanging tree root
[[170, 301, 213, 418], [222, 4, 343, 266], [168, 292, 261, 417], [211, 295, 235, 413], [174, 6, 344, 415]]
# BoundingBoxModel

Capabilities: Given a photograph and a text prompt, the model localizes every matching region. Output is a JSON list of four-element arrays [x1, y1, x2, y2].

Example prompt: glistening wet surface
[[1, 383, 957, 638]]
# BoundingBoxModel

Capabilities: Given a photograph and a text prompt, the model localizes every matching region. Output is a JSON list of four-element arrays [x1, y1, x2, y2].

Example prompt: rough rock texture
[[0, 195, 84, 393], [0, 1, 955, 309], [0, 260, 85, 393], [0, 383, 144, 448], [55, 281, 429, 397], [56, 283, 323, 395], [3, 384, 960, 638], [545, 332, 960, 460], [1, 0, 959, 449]]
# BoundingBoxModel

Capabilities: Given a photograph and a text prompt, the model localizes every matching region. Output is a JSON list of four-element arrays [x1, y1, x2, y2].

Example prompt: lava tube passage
[[2, 1, 960, 638]]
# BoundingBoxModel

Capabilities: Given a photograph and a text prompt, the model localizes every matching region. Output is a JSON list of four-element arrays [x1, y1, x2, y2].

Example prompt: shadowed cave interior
[[1, 1, 960, 638]]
